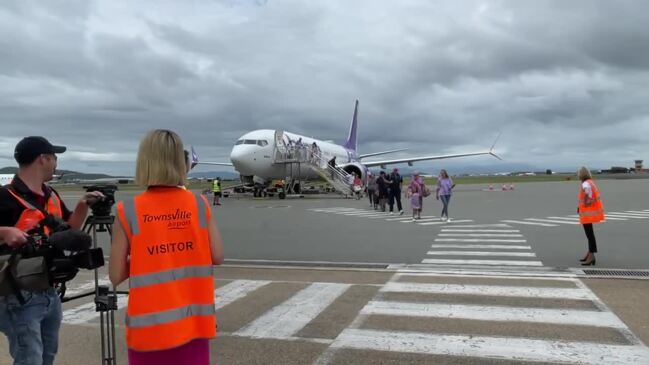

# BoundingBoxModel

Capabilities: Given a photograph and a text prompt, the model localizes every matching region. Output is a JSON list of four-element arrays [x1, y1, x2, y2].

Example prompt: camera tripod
[[62, 214, 127, 365]]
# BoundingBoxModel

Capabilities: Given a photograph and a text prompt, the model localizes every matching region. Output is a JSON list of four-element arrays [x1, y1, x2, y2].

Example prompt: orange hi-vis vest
[[578, 179, 605, 224], [6, 187, 63, 234], [116, 187, 216, 352]]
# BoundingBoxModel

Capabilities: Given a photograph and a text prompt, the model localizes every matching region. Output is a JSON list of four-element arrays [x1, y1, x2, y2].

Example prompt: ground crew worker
[[109, 129, 224, 365], [0, 136, 103, 365], [576, 166, 604, 266], [212, 177, 222, 205]]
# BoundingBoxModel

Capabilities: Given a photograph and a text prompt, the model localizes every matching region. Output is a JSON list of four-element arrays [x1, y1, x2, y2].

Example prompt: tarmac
[[2, 178, 649, 364]]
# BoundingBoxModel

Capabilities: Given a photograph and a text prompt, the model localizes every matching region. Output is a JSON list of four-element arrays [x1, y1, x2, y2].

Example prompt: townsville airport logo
[[142, 209, 192, 230]]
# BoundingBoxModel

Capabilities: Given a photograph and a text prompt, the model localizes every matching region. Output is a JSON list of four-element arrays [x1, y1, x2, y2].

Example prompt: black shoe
[[581, 258, 596, 266], [579, 254, 589, 262]]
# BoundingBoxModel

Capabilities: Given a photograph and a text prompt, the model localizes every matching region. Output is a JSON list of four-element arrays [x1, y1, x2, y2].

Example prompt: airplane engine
[[339, 163, 365, 180]]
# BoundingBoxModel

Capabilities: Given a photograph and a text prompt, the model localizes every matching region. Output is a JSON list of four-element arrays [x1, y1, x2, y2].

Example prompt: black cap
[[14, 136, 66, 165]]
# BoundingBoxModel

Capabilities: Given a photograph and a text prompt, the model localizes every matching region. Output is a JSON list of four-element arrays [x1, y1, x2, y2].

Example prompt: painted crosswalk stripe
[[442, 224, 512, 228], [435, 238, 526, 243], [606, 213, 649, 219], [64, 277, 112, 297], [426, 251, 536, 257], [418, 219, 474, 226], [526, 218, 579, 225], [330, 329, 649, 364], [63, 294, 129, 325], [215, 280, 271, 310], [380, 282, 594, 300], [361, 300, 627, 328], [440, 229, 520, 233], [551, 215, 627, 221], [234, 282, 350, 339], [438, 233, 523, 237], [430, 244, 531, 250], [611, 211, 649, 216], [421, 258, 543, 266], [625, 210, 649, 215], [501, 220, 557, 227], [386, 215, 436, 221]]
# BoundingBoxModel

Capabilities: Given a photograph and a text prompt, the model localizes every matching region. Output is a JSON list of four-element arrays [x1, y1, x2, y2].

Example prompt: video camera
[[83, 184, 117, 217], [19, 215, 105, 284]]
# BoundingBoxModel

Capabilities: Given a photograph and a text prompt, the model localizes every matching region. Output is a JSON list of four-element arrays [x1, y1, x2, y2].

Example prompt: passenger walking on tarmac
[[109, 129, 224, 365], [388, 168, 404, 215], [436, 169, 455, 221], [407, 175, 423, 221], [212, 177, 222, 206], [376, 171, 390, 212], [352, 173, 363, 200], [366, 172, 377, 208], [408, 172, 425, 220], [576, 166, 605, 266]]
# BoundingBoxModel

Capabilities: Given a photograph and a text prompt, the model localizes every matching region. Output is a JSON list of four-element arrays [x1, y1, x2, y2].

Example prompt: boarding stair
[[272, 130, 353, 196]]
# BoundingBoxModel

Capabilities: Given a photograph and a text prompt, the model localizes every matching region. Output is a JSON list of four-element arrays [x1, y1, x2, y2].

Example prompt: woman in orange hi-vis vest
[[577, 166, 604, 266], [109, 130, 224, 365]]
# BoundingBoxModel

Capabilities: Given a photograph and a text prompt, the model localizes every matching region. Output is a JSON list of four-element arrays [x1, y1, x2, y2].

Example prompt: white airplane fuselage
[[229, 129, 361, 183]]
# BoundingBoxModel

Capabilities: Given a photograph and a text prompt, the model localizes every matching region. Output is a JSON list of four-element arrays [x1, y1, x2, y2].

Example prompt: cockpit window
[[257, 140, 268, 147], [235, 140, 244, 145], [244, 140, 257, 145]]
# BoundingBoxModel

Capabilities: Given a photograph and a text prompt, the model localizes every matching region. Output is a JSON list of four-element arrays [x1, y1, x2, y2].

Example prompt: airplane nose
[[230, 147, 254, 174]]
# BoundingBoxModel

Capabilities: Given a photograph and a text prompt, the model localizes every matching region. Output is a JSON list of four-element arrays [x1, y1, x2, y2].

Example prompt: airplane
[[193, 100, 501, 189], [0, 174, 13, 185]]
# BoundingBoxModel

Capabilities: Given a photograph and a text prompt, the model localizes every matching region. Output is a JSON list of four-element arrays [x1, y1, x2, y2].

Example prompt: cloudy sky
[[2, 0, 648, 175]]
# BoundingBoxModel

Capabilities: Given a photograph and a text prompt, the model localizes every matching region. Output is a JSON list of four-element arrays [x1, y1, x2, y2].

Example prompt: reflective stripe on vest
[[117, 189, 215, 351], [578, 180, 605, 224], [5, 188, 63, 233]]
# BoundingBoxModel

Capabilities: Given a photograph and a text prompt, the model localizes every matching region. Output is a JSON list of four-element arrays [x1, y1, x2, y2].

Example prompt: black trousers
[[367, 189, 375, 205], [388, 190, 402, 212], [582, 223, 597, 253]]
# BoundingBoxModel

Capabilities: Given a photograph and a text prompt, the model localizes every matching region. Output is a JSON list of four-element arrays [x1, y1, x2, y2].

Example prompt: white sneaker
[[399, 210, 404, 215], [447, 217, 451, 222], [390, 212, 394, 215], [412, 218, 417, 222]]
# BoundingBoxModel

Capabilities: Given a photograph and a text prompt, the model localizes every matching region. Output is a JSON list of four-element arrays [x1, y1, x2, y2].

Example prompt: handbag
[[422, 185, 431, 197]]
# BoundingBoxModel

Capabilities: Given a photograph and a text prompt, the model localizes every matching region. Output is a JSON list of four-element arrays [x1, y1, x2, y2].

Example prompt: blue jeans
[[0, 288, 62, 365], [440, 194, 451, 217]]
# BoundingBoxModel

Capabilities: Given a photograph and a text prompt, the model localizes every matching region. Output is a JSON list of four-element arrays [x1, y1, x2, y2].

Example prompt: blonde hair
[[135, 129, 187, 187], [577, 166, 592, 181]]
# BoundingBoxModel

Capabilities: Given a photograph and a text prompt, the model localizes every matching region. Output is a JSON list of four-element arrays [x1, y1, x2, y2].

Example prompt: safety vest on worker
[[578, 179, 605, 224], [116, 187, 216, 352], [5, 187, 63, 234], [212, 180, 221, 193]]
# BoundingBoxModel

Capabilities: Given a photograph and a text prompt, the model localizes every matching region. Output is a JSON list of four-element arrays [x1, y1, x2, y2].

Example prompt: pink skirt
[[128, 339, 209, 365]]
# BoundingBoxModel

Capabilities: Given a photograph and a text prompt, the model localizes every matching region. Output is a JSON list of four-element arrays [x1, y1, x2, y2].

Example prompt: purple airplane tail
[[343, 100, 359, 152]]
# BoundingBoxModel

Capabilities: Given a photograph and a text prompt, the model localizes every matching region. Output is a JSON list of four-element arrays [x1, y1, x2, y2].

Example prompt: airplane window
[[244, 140, 257, 145], [235, 140, 244, 145], [257, 140, 268, 147]]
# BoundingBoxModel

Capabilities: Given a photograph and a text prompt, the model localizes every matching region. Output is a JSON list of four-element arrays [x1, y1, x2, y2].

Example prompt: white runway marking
[[437, 233, 524, 237], [421, 259, 543, 266], [400, 217, 441, 223], [501, 220, 557, 227], [606, 213, 649, 219], [234, 282, 350, 339], [440, 229, 520, 233], [385, 215, 436, 221], [418, 219, 474, 226], [610, 211, 649, 217], [426, 251, 536, 257], [64, 276, 112, 297], [526, 218, 579, 225], [330, 329, 649, 364], [625, 210, 649, 215], [446, 224, 512, 228], [63, 294, 128, 325], [434, 238, 527, 243], [215, 280, 271, 310], [430, 244, 532, 250], [546, 216, 580, 221], [361, 300, 627, 328], [380, 282, 595, 300]]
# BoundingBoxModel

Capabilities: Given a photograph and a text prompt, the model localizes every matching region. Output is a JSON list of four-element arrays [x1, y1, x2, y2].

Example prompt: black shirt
[[0, 175, 72, 227], [389, 172, 403, 190]]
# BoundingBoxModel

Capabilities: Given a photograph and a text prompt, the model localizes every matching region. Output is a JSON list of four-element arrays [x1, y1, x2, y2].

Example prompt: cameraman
[[0, 136, 103, 365]]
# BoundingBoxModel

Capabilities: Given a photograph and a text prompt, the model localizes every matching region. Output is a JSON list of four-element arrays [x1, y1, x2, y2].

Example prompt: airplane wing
[[363, 151, 500, 168], [190, 146, 233, 168], [362, 133, 502, 168], [358, 148, 408, 159]]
